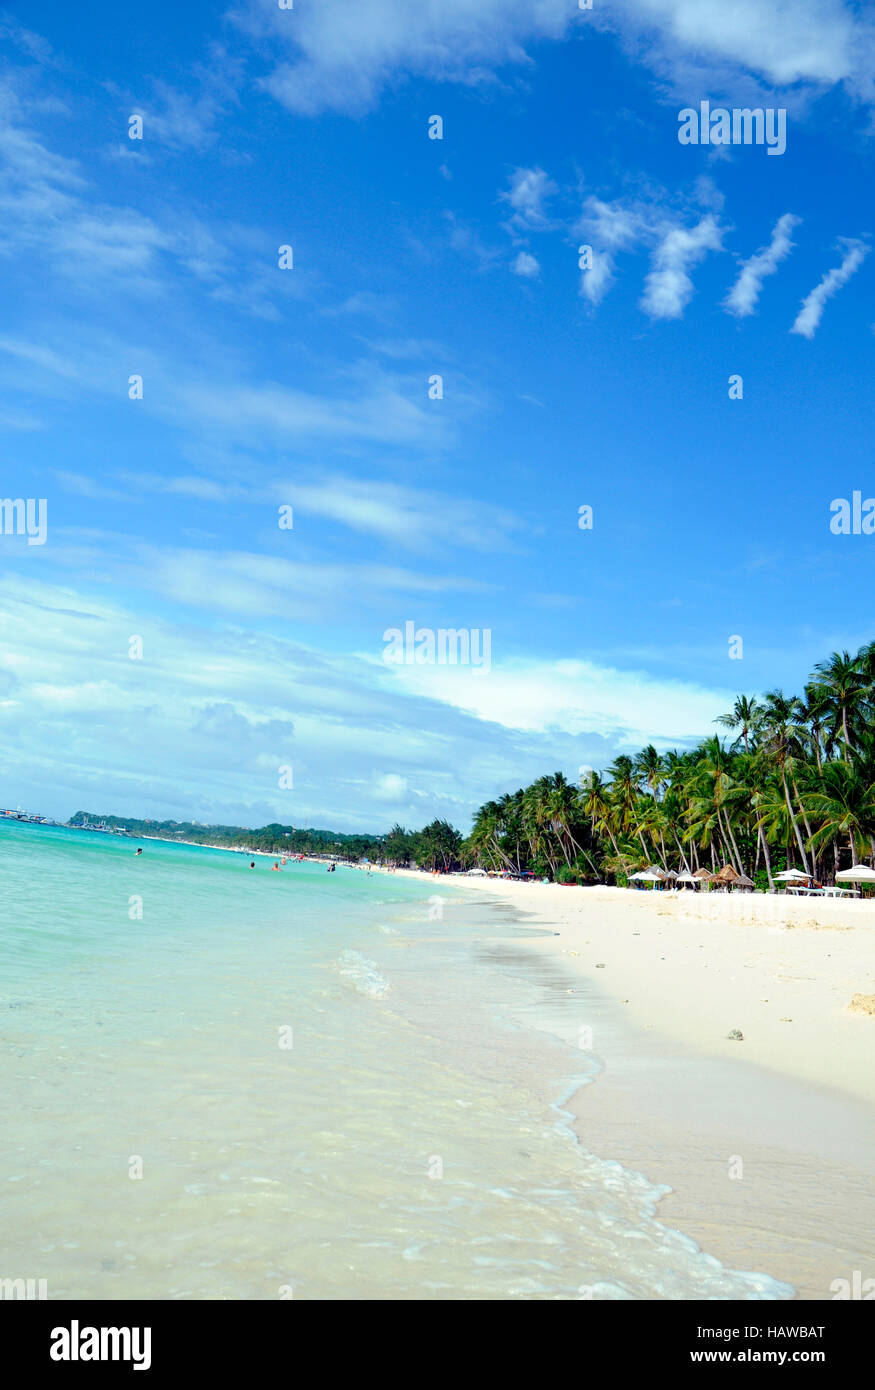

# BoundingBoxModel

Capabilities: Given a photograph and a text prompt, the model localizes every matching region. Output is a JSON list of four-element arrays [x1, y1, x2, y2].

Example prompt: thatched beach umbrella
[[714, 865, 740, 884], [692, 867, 714, 881], [734, 872, 755, 890]]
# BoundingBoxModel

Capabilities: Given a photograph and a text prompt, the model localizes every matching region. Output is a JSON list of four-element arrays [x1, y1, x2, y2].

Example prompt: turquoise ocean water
[[0, 822, 791, 1300]]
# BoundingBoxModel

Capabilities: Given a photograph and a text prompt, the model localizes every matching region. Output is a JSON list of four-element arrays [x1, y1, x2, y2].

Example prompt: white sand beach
[[401, 875, 875, 1299], [446, 879, 875, 1102]]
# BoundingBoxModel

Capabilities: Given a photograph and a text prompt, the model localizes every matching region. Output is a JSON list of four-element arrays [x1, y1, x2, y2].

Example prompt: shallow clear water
[[0, 822, 792, 1299]]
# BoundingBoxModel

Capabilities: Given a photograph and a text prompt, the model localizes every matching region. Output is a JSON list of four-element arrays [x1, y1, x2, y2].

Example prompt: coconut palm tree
[[580, 771, 623, 863], [715, 695, 764, 753], [803, 761, 875, 869], [759, 690, 811, 874], [811, 651, 868, 758]]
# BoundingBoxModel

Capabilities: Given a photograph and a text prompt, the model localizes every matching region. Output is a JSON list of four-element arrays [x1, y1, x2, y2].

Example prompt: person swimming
[[135, 847, 143, 855], [249, 861, 255, 869]]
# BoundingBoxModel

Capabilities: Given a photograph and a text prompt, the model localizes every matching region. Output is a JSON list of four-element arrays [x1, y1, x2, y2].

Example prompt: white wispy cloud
[[237, 0, 576, 116], [0, 575, 733, 830], [8, 531, 494, 624], [608, 0, 863, 93], [380, 651, 738, 749], [0, 575, 490, 828], [55, 469, 522, 553], [501, 167, 557, 235], [640, 214, 724, 319], [0, 77, 310, 313], [233, 0, 875, 118], [0, 324, 463, 456], [511, 250, 540, 278], [576, 197, 649, 305], [790, 237, 869, 338], [120, 52, 243, 153], [174, 371, 447, 450], [724, 213, 800, 317], [280, 477, 521, 551]]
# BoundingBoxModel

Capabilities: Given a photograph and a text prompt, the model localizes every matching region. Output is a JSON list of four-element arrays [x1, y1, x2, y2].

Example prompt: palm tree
[[606, 755, 639, 838], [716, 695, 763, 753], [633, 745, 668, 799], [811, 651, 868, 758], [759, 690, 811, 874], [803, 761, 875, 873], [580, 772, 623, 863]]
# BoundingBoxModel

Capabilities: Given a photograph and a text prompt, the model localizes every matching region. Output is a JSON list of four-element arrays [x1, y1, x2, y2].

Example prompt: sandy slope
[[419, 877, 875, 1105], [404, 876, 875, 1298]]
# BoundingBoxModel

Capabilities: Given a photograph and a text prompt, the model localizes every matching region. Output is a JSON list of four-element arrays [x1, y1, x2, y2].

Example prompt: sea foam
[[337, 948, 391, 998]]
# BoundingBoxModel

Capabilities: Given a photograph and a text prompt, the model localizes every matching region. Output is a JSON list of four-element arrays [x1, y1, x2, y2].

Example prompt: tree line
[[462, 644, 875, 887], [65, 811, 463, 871], [68, 644, 875, 886]]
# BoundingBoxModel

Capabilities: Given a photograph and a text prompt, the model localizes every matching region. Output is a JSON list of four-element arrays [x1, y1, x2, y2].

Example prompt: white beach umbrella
[[676, 870, 697, 883], [835, 865, 875, 882], [774, 869, 810, 881], [630, 870, 662, 882]]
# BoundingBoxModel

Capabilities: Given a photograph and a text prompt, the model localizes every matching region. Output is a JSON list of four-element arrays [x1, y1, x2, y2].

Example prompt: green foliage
[[65, 810, 467, 872], [459, 640, 875, 887], [67, 812, 386, 860]]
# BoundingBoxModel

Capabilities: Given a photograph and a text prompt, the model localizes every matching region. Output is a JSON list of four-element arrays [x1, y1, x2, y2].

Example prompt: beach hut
[[645, 864, 672, 889], [713, 865, 740, 891]]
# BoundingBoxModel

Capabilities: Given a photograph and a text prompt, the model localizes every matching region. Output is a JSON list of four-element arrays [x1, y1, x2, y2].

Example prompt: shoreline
[[413, 876, 875, 1105], [438, 876, 875, 1299]]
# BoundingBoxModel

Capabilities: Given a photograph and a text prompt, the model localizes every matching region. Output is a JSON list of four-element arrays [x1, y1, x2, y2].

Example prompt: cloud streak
[[724, 213, 800, 317], [790, 238, 869, 338]]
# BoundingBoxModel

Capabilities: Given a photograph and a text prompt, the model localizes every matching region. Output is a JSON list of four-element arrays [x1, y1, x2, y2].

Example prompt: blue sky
[[1, 0, 873, 830]]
